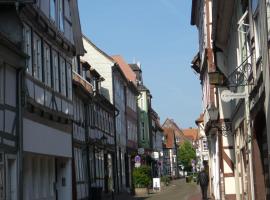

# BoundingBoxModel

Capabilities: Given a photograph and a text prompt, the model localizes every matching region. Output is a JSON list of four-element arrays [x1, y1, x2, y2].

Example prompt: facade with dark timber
[[0, 0, 84, 199]]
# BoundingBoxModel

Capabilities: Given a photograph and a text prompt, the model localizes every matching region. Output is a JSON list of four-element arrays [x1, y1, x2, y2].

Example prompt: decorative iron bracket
[[226, 55, 254, 87]]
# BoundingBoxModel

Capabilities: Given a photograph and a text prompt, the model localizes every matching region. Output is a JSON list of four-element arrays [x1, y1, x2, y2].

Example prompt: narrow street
[[115, 179, 202, 200]]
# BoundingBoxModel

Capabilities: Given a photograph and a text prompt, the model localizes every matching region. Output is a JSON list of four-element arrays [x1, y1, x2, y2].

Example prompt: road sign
[[221, 90, 248, 102], [138, 148, 144, 155]]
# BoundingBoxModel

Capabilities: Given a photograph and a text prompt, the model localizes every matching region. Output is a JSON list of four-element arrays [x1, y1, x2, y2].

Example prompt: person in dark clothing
[[197, 167, 209, 200]]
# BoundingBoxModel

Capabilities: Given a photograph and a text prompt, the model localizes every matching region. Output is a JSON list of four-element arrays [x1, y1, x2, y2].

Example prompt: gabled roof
[[182, 128, 199, 141], [111, 55, 137, 85], [82, 35, 115, 63]]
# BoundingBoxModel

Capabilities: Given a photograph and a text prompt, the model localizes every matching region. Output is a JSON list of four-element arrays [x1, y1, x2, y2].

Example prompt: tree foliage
[[178, 141, 196, 171], [132, 165, 151, 188]]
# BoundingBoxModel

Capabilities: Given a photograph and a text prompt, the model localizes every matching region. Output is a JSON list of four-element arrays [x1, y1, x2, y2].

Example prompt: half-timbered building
[[0, 0, 84, 199], [73, 58, 117, 199]]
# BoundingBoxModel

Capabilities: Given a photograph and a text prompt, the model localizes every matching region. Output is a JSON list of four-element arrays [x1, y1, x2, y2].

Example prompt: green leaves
[[178, 141, 196, 171], [132, 165, 152, 188]]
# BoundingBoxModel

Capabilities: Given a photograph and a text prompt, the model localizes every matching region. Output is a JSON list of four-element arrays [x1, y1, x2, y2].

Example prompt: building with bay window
[[72, 60, 116, 199], [0, 0, 84, 199]]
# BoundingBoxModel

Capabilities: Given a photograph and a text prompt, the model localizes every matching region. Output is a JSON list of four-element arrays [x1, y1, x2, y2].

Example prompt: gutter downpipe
[[112, 65, 120, 194]]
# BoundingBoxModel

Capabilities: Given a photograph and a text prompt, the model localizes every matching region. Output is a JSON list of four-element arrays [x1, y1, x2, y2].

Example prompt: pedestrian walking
[[197, 167, 209, 200]]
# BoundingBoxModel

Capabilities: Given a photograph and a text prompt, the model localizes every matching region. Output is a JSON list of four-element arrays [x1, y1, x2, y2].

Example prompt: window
[[52, 51, 59, 92], [0, 67, 3, 104], [0, 163, 4, 199], [33, 33, 42, 81], [66, 63, 72, 100], [59, 0, 64, 31], [50, 0, 56, 22], [141, 122, 145, 140], [60, 57, 66, 96], [254, 14, 261, 59], [44, 43, 51, 87], [203, 139, 208, 151], [23, 24, 32, 74]]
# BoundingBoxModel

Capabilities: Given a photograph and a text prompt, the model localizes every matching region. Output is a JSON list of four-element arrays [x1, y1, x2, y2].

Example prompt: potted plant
[[132, 165, 151, 196]]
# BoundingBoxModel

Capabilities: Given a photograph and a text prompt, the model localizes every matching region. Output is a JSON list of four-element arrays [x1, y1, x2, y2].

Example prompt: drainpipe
[[112, 66, 120, 194]]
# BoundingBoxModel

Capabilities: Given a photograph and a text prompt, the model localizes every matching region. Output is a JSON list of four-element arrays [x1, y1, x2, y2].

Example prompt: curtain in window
[[60, 57, 67, 97], [52, 51, 59, 92]]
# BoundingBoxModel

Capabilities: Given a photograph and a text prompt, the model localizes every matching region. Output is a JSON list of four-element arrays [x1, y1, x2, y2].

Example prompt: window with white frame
[[33, 33, 42, 81], [23, 24, 32, 74], [60, 57, 66, 97], [52, 51, 59, 92], [44, 43, 51, 87]]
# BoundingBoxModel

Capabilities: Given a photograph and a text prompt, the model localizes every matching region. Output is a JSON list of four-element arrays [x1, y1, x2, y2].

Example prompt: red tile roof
[[112, 55, 137, 84], [182, 128, 199, 141]]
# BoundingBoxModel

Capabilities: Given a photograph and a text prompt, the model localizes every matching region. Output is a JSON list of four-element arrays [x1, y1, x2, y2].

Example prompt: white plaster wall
[[82, 37, 114, 103], [23, 118, 72, 157], [225, 177, 236, 194]]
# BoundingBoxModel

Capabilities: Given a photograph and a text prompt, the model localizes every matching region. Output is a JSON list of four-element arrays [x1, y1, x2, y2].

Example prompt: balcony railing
[[73, 71, 93, 94]]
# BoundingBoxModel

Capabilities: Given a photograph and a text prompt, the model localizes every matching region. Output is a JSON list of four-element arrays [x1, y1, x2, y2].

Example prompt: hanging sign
[[221, 90, 248, 102]]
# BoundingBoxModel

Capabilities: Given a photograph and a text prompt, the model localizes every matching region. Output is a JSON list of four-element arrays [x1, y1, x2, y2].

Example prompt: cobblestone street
[[113, 179, 202, 200]]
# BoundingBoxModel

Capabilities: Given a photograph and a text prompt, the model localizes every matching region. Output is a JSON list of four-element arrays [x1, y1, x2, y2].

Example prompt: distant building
[[112, 55, 139, 193], [195, 114, 209, 171]]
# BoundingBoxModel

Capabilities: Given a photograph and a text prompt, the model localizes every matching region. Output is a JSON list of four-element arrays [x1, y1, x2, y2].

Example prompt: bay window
[[44, 43, 51, 87]]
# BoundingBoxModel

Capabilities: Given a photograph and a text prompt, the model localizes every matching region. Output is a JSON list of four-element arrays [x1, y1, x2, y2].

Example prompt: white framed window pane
[[23, 24, 32, 74]]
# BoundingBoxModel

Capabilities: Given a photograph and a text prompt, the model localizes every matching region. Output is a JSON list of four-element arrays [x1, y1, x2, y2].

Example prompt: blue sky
[[78, 0, 202, 128]]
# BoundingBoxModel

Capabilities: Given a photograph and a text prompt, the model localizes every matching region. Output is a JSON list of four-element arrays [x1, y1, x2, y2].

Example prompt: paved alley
[[114, 179, 202, 200]]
